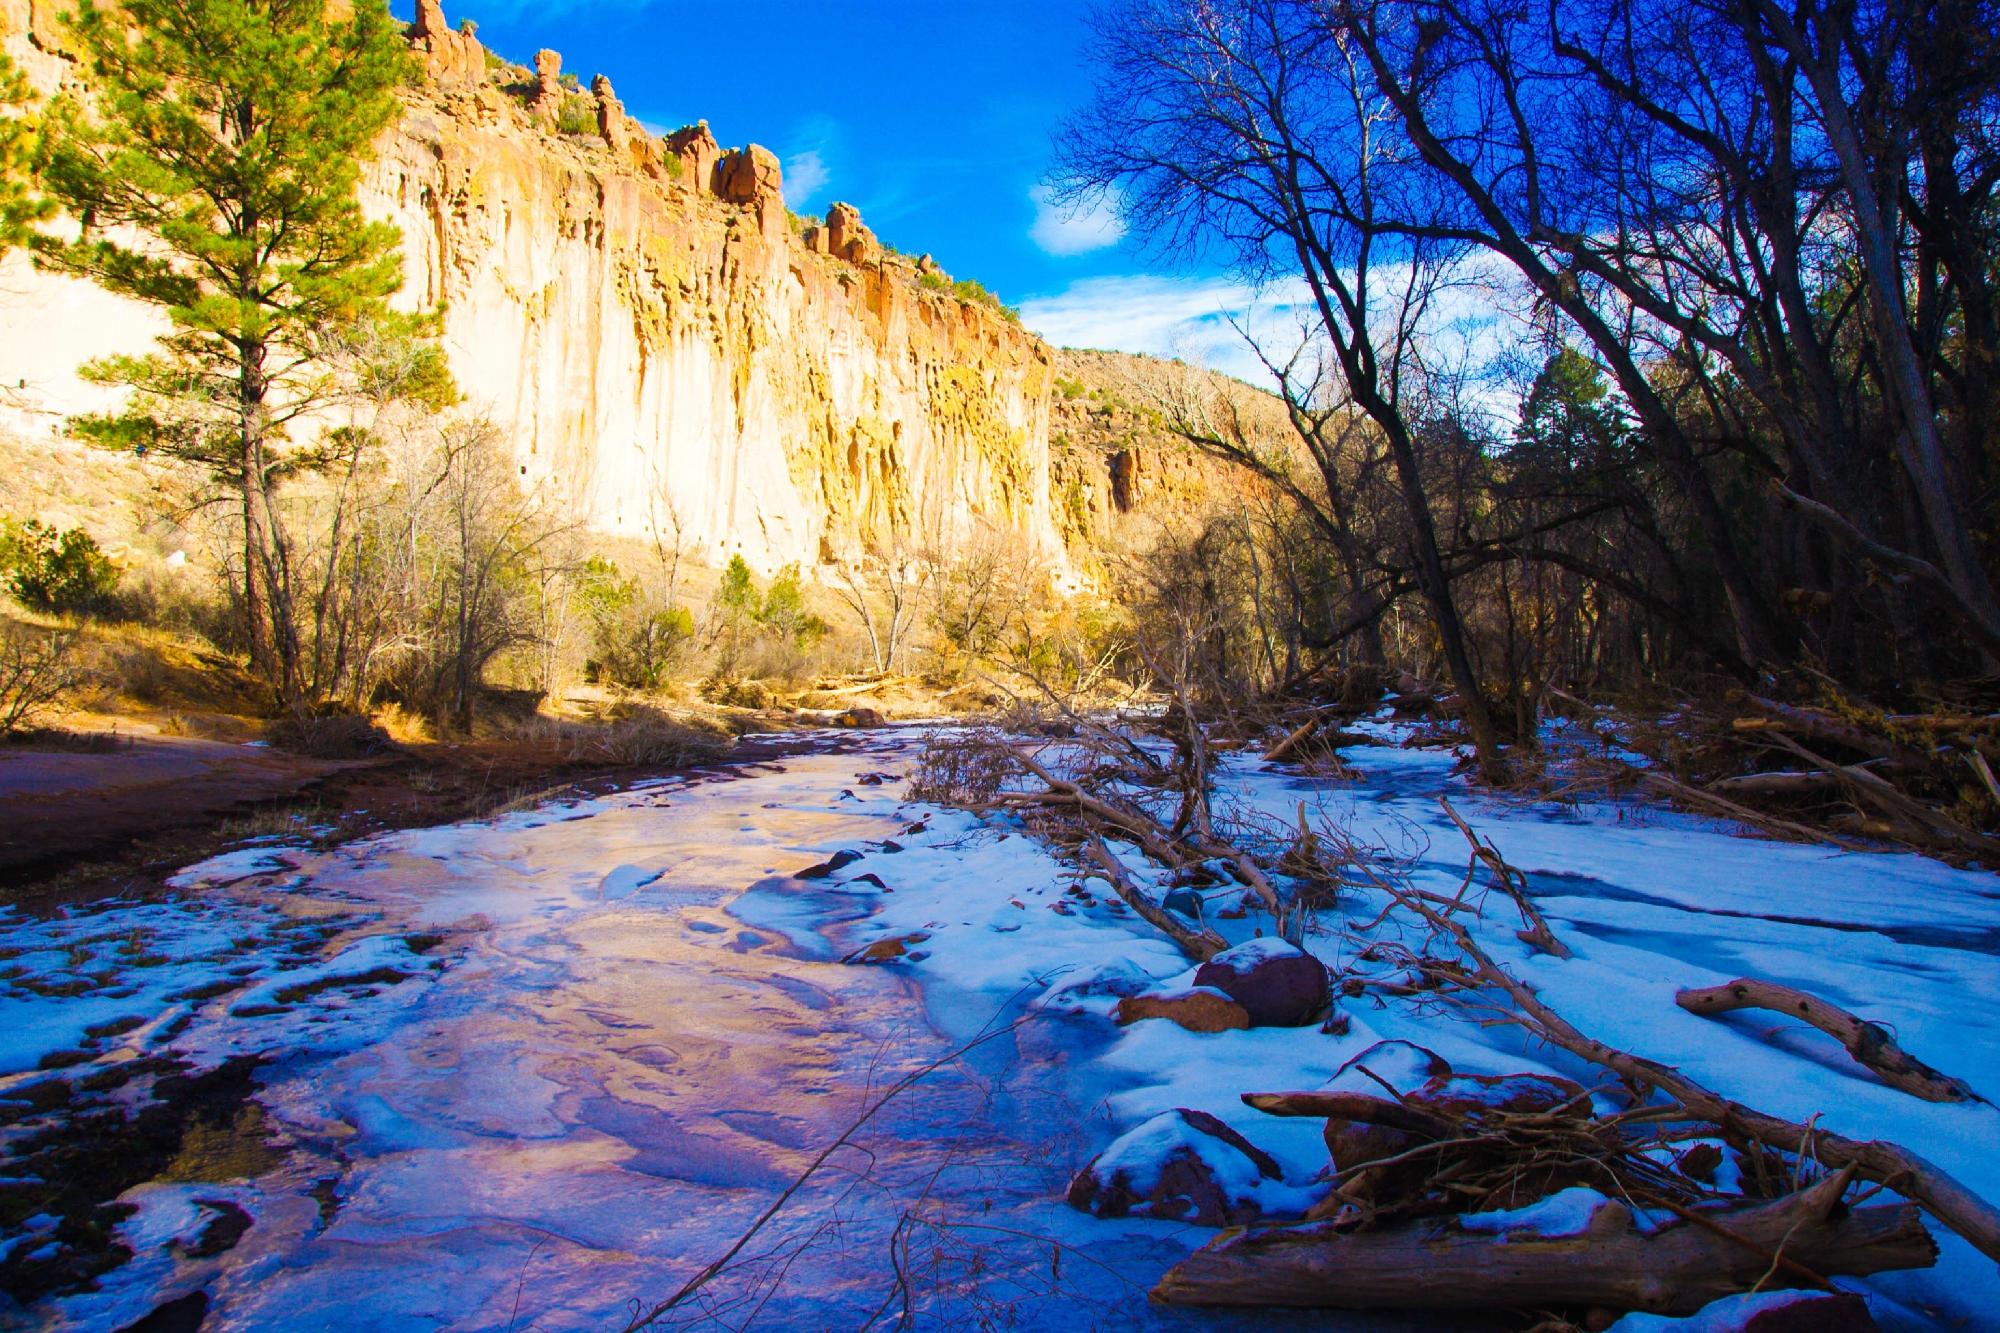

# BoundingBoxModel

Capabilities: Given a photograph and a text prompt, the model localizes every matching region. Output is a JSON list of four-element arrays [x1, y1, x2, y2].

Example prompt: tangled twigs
[[988, 741, 1286, 917]]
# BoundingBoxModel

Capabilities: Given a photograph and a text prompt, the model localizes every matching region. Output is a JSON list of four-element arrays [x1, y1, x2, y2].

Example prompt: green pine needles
[[34, 0, 432, 703]]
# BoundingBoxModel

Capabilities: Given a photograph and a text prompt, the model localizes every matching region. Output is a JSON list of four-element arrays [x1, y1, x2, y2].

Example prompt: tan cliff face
[[0, 1, 1067, 578]]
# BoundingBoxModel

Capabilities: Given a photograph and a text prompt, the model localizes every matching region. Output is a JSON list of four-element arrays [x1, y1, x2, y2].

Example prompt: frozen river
[[3, 723, 1996, 1329]]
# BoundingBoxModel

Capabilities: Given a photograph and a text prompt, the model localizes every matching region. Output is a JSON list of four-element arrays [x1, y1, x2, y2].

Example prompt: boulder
[[1039, 957, 1160, 1014], [529, 49, 564, 125], [842, 931, 930, 965], [1415, 1070, 1587, 1121], [837, 707, 886, 729], [795, 849, 863, 880], [407, 0, 484, 87], [1193, 937, 1330, 1027], [1069, 1109, 1283, 1226], [1115, 986, 1250, 1033]]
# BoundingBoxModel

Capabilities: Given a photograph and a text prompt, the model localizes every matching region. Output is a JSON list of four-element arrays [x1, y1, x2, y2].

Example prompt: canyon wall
[[0, 1, 1070, 577]]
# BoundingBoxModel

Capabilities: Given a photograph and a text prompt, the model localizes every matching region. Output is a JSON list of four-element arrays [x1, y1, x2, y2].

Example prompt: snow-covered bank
[[1, 720, 1994, 1328], [838, 722, 2000, 1329]]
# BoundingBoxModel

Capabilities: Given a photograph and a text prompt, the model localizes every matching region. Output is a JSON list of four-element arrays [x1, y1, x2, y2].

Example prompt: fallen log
[[1738, 697, 1939, 774], [1637, 771, 1871, 849], [1676, 978, 1978, 1104], [1707, 769, 1846, 798], [1394, 886, 2000, 1266], [1152, 1170, 1936, 1313]]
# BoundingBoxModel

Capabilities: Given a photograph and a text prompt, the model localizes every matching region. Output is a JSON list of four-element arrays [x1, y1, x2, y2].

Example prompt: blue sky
[[406, 0, 1318, 378]]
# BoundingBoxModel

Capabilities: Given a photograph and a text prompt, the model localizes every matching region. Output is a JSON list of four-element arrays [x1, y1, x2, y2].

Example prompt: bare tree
[[1058, 0, 1509, 773]]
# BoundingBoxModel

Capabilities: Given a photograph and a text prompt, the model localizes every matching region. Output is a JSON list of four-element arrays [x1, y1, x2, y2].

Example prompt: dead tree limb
[[1637, 771, 1873, 849], [1439, 799, 1572, 959], [1241, 1090, 1456, 1139], [1153, 1168, 1935, 1312], [1080, 834, 1227, 963], [1676, 978, 1979, 1105]]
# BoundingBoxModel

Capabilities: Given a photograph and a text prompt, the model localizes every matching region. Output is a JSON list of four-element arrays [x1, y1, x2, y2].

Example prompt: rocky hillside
[[0, 0, 1285, 583], [1047, 348, 1294, 565]]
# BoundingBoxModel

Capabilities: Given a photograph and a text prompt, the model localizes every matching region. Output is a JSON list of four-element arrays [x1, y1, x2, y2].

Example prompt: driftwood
[[1153, 1168, 1935, 1312], [1638, 771, 1872, 849], [1736, 697, 1938, 773], [1761, 730, 2000, 862], [1677, 978, 1979, 1104], [1707, 769, 1847, 798], [1439, 799, 1572, 959]]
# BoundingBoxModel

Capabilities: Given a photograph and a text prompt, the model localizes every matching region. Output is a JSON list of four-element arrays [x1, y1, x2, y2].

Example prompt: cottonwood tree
[[1057, 0, 1510, 774], [37, 0, 424, 707], [1337, 0, 2000, 670]]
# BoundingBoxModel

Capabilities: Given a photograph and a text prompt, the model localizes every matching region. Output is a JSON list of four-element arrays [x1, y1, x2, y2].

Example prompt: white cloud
[[1020, 266, 1534, 426], [1019, 274, 1319, 384], [783, 150, 830, 210], [1029, 184, 1125, 257]]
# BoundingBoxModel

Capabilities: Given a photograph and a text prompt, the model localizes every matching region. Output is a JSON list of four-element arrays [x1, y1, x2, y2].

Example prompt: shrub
[[919, 271, 949, 292], [0, 520, 120, 614], [556, 93, 596, 136], [592, 708, 730, 768], [0, 623, 80, 736], [265, 713, 396, 758], [907, 726, 1017, 806], [950, 277, 1022, 322]]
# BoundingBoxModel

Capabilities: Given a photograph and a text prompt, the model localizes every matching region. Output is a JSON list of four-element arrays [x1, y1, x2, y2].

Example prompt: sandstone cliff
[[0, 1, 1279, 584]]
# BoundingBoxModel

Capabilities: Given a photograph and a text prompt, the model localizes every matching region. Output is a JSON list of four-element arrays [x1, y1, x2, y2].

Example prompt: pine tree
[[0, 54, 51, 250], [35, 0, 419, 705]]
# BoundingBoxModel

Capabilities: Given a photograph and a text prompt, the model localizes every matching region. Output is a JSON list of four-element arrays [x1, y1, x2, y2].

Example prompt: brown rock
[[592, 74, 629, 155], [407, 0, 484, 87], [530, 50, 564, 126], [1193, 938, 1331, 1027], [842, 931, 929, 964], [837, 707, 887, 729], [716, 145, 786, 238], [802, 225, 829, 255], [1067, 1109, 1283, 1226], [1411, 1071, 1587, 1120], [1115, 986, 1250, 1033], [825, 200, 878, 264], [666, 122, 720, 193], [717, 144, 784, 205]]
